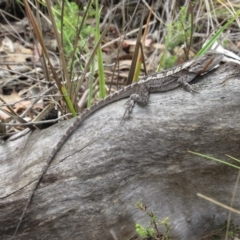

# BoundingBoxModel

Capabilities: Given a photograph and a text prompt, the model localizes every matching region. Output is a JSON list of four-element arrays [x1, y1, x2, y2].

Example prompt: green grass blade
[[95, 0, 106, 98], [61, 86, 76, 117], [196, 11, 240, 57], [188, 151, 240, 170]]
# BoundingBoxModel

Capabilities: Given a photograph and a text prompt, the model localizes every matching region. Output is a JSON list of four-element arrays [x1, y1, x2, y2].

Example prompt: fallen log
[[1, 62, 240, 239]]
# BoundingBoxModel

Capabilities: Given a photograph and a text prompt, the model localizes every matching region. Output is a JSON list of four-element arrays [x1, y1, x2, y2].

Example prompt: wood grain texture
[[1, 62, 240, 239]]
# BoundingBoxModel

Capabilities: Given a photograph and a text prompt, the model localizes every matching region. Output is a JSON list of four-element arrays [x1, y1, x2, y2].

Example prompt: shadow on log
[[1, 63, 240, 239]]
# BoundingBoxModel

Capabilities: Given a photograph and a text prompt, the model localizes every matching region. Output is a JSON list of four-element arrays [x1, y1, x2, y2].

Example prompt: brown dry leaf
[[151, 42, 165, 50], [123, 38, 152, 48], [0, 38, 33, 64], [4, 53, 32, 63], [0, 36, 14, 53], [0, 90, 22, 104], [14, 41, 33, 54], [117, 59, 132, 70], [0, 18, 27, 36], [0, 91, 31, 120]]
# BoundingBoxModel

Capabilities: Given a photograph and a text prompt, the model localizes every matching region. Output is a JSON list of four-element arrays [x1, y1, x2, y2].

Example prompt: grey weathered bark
[[1, 62, 240, 240]]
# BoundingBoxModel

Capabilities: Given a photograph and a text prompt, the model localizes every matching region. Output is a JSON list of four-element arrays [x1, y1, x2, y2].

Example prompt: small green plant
[[166, 7, 191, 52], [135, 223, 155, 238], [135, 202, 171, 240], [159, 6, 191, 70], [228, 222, 240, 238], [52, 1, 95, 69]]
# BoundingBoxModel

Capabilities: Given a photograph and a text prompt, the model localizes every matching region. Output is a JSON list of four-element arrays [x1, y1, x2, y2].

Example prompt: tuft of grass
[[22, 0, 110, 115], [5, 0, 240, 130], [52, 1, 95, 71], [158, 6, 191, 71], [195, 10, 240, 57], [94, 0, 106, 99]]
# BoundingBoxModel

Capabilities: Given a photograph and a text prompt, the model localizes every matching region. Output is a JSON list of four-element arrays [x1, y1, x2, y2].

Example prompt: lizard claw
[[178, 78, 199, 93], [187, 84, 199, 93], [120, 99, 135, 125]]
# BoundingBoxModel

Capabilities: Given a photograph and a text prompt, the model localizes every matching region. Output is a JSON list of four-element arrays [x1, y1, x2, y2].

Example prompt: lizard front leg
[[177, 73, 198, 93], [121, 83, 149, 122]]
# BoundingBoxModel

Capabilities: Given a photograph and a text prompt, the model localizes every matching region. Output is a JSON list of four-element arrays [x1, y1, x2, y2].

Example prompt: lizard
[[14, 50, 224, 235]]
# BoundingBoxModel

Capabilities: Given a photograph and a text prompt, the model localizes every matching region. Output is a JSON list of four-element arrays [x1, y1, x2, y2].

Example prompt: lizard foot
[[178, 79, 199, 93], [188, 84, 200, 93], [120, 99, 135, 124]]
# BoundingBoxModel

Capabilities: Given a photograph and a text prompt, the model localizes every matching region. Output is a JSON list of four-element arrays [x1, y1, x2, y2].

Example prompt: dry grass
[[0, 1, 239, 135]]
